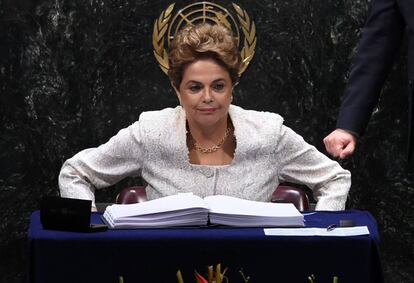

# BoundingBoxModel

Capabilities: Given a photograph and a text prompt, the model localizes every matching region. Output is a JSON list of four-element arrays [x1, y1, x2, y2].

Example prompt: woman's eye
[[213, 83, 225, 91], [189, 85, 202, 92]]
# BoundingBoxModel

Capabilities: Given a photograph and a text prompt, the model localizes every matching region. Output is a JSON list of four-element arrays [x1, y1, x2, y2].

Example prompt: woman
[[59, 23, 351, 210]]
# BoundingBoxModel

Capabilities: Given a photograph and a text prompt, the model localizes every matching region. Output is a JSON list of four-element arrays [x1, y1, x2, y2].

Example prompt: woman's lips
[[198, 108, 216, 113]]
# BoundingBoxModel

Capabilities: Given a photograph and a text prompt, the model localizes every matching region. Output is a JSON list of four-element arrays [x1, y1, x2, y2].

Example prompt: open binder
[[103, 193, 305, 228]]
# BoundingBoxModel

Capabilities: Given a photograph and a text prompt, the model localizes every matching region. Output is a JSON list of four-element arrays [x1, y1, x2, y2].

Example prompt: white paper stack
[[103, 193, 305, 229], [103, 193, 209, 228], [204, 195, 304, 227]]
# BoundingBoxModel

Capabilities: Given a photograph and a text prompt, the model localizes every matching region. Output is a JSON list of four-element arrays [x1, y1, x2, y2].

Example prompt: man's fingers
[[339, 141, 356, 159], [324, 129, 357, 159], [335, 143, 347, 157], [323, 137, 342, 157]]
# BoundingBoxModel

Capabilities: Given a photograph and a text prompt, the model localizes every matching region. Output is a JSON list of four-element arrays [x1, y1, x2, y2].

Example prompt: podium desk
[[28, 210, 382, 283]]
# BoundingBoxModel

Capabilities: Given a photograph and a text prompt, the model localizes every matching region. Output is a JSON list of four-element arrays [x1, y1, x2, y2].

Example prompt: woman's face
[[174, 58, 233, 128]]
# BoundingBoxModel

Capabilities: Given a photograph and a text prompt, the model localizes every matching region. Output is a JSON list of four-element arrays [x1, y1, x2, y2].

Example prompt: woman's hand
[[323, 129, 357, 159]]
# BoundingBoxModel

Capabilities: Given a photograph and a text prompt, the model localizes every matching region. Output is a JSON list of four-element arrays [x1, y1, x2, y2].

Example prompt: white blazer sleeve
[[58, 121, 144, 207], [276, 125, 351, 211]]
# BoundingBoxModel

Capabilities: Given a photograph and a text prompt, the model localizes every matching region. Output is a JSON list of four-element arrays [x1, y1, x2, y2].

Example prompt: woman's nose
[[202, 88, 213, 102]]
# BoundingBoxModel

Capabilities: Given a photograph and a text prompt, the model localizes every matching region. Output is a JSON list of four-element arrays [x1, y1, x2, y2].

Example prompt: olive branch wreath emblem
[[152, 2, 256, 76]]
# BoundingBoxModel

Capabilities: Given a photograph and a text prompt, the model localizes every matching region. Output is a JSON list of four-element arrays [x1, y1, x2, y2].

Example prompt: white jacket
[[59, 105, 351, 210]]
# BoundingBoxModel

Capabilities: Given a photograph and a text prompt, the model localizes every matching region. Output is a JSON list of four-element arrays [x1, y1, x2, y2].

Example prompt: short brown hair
[[168, 23, 241, 88]]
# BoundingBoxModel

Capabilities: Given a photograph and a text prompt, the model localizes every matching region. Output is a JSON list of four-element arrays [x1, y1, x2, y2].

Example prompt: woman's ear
[[171, 82, 182, 105]]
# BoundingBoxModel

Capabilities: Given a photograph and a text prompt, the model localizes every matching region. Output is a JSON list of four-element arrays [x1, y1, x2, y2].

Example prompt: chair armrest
[[116, 186, 148, 204], [271, 185, 310, 211]]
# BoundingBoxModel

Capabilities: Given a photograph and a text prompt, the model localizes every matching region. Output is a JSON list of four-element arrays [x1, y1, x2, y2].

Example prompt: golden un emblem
[[153, 2, 256, 76]]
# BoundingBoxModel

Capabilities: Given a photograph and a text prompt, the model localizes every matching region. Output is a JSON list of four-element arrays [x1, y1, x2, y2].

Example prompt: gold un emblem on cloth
[[152, 2, 256, 76]]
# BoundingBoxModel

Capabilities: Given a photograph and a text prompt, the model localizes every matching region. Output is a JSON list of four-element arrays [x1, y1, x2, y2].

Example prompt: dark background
[[1, 0, 413, 282]]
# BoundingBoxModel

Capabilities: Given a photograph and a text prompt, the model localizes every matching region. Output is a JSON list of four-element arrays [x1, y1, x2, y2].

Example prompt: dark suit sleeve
[[336, 0, 405, 136]]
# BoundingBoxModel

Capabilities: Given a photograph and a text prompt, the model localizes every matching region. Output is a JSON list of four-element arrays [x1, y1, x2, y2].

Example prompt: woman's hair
[[168, 23, 241, 88]]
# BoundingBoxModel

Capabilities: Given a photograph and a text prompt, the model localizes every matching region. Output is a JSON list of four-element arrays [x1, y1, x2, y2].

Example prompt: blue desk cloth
[[28, 209, 382, 283]]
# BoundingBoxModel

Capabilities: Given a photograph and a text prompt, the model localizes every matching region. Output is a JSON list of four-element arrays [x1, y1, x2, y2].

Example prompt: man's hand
[[323, 129, 357, 159]]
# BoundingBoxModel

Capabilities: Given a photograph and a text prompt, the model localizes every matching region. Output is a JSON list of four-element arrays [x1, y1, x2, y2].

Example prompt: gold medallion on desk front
[[152, 2, 256, 76]]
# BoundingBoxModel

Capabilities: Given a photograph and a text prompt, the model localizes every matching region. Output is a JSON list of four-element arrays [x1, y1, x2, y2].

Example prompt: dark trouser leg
[[408, 81, 414, 161]]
